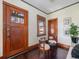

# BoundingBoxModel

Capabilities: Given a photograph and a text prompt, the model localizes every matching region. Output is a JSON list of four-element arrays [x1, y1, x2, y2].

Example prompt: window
[[37, 15, 46, 36]]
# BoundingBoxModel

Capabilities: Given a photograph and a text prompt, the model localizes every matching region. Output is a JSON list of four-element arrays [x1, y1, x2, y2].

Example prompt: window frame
[[37, 15, 46, 36]]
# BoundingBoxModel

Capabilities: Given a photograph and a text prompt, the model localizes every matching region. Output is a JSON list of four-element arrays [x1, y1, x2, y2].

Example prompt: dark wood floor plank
[[8, 47, 68, 59]]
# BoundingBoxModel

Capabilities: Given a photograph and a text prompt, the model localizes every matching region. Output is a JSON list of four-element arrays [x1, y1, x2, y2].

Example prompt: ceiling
[[23, 0, 79, 14]]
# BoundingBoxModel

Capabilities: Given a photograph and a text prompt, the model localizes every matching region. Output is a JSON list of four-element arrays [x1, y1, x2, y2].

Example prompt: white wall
[[0, 0, 3, 57], [0, 0, 47, 56], [47, 3, 79, 46]]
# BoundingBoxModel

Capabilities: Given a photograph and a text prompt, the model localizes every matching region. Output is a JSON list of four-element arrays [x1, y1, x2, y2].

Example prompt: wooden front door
[[48, 18, 58, 42], [3, 2, 28, 57]]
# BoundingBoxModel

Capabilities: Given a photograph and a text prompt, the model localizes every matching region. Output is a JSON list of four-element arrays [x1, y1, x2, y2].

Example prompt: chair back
[[39, 37, 46, 43], [39, 37, 46, 50]]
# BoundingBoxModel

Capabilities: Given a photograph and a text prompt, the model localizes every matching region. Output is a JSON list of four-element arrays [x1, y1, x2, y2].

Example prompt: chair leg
[[49, 50, 51, 59], [47, 51, 49, 59], [39, 50, 45, 59], [44, 51, 50, 59], [39, 50, 50, 59], [39, 50, 43, 58]]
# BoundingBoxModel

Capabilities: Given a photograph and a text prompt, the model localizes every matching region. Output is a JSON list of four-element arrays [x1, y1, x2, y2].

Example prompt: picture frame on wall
[[63, 17, 72, 36], [64, 17, 72, 26]]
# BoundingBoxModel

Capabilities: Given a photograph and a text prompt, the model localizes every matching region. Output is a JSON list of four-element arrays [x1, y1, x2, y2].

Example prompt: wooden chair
[[39, 37, 50, 59]]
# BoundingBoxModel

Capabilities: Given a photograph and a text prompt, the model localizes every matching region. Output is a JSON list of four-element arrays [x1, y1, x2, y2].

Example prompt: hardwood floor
[[8, 47, 68, 59]]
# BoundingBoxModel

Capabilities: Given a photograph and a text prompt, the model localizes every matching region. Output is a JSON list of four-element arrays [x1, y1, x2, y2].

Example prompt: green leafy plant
[[69, 23, 79, 37]]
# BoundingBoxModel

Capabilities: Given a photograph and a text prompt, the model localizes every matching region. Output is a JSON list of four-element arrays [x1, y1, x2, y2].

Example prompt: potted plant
[[69, 23, 79, 43]]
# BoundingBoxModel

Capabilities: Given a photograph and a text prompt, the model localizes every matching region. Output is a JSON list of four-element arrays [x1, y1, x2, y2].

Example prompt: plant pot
[[71, 37, 78, 43]]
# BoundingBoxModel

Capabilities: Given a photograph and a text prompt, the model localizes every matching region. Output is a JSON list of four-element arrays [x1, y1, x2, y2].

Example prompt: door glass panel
[[11, 10, 24, 24], [11, 10, 16, 23]]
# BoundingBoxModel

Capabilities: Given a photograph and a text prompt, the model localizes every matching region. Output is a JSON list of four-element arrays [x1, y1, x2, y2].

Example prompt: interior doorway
[[48, 18, 58, 42]]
